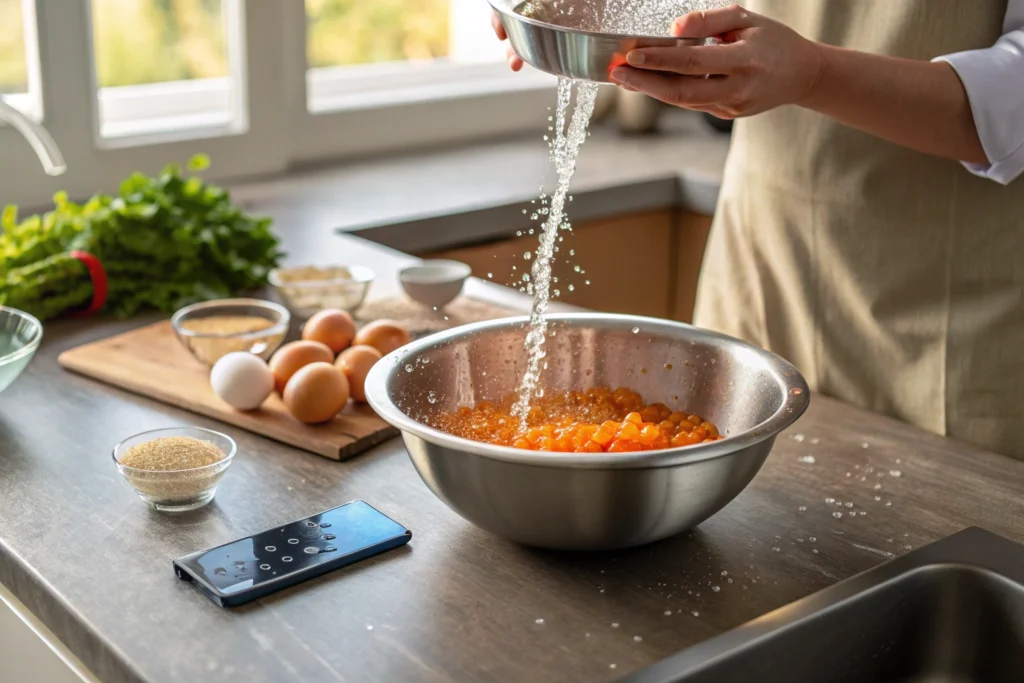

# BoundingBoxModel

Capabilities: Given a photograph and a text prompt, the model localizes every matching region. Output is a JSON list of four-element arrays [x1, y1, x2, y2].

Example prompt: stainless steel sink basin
[[622, 528, 1024, 683]]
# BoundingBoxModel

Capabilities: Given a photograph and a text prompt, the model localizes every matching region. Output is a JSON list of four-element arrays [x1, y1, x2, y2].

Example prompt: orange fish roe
[[428, 387, 724, 453]]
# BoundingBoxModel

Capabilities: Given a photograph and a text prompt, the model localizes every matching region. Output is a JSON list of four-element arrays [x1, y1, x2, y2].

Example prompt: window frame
[[0, 0, 556, 210]]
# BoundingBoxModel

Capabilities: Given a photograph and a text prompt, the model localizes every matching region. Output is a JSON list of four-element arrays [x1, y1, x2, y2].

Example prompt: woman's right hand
[[492, 11, 524, 71]]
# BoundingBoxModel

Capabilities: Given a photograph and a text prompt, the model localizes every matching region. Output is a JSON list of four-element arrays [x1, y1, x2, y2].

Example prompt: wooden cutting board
[[58, 296, 523, 460]]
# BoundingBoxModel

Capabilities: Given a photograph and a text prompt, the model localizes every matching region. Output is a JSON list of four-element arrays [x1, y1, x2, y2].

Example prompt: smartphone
[[173, 500, 411, 607]]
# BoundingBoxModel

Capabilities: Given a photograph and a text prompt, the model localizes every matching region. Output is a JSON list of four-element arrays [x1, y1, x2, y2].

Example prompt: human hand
[[492, 11, 524, 72], [609, 4, 824, 119]]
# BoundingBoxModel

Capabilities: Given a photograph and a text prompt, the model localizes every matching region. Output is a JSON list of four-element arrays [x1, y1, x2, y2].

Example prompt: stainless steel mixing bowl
[[489, 0, 702, 83], [365, 314, 809, 551]]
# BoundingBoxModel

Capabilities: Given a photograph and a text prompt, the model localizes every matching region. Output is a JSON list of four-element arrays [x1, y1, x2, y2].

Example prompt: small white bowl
[[399, 260, 472, 309]]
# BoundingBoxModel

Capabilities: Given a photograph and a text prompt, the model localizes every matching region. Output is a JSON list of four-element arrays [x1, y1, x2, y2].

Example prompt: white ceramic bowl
[[399, 260, 472, 309]]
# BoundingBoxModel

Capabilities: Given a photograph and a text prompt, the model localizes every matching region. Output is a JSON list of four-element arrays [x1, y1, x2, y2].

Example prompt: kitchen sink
[[623, 528, 1024, 683]]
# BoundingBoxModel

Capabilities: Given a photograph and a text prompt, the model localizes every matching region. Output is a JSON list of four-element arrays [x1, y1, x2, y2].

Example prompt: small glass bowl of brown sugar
[[113, 427, 236, 512], [171, 298, 290, 366]]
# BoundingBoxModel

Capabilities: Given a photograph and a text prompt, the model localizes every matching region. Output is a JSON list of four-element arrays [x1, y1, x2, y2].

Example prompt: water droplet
[[282, 556, 293, 562], [833, 511, 844, 519], [792, 433, 805, 442], [859, 511, 867, 516], [287, 538, 299, 545], [259, 564, 271, 570], [844, 502, 854, 508], [305, 521, 317, 527], [798, 455, 815, 464], [304, 547, 320, 555], [721, 570, 728, 576], [535, 618, 545, 625], [214, 567, 227, 576], [319, 523, 331, 528], [611, 622, 619, 628], [712, 585, 720, 592], [874, 484, 883, 490], [404, 364, 414, 373], [812, 549, 819, 555], [809, 536, 817, 542], [609, 664, 617, 670], [487, 272, 493, 279], [664, 610, 672, 616], [691, 611, 700, 617], [524, 251, 532, 260], [427, 391, 437, 405], [874, 496, 882, 502], [631, 327, 640, 334], [889, 470, 902, 478], [798, 505, 807, 512], [825, 497, 836, 504], [265, 546, 276, 552], [772, 547, 780, 552], [861, 442, 870, 449], [367, 624, 374, 631], [885, 501, 893, 507]]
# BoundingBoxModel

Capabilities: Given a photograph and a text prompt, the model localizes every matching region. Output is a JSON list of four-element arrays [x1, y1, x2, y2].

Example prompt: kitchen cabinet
[[0, 582, 96, 683], [420, 209, 713, 322]]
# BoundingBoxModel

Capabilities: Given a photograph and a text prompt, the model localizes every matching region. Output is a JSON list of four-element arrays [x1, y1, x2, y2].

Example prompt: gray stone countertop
[[230, 110, 730, 257]]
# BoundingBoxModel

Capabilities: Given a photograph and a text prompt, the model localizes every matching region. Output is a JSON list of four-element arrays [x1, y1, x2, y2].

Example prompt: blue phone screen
[[180, 501, 408, 596]]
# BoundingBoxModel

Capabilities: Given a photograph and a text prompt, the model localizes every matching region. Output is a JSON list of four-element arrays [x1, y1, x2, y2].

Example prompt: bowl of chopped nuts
[[113, 427, 236, 512], [269, 265, 375, 318]]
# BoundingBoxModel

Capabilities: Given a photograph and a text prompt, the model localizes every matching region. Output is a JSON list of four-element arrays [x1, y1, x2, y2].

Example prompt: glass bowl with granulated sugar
[[113, 427, 236, 512]]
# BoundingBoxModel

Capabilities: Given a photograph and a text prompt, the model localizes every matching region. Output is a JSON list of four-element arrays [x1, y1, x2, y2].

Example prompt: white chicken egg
[[210, 352, 274, 411]]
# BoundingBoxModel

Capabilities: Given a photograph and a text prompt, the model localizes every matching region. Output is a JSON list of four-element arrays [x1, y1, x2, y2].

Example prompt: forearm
[[801, 44, 988, 164]]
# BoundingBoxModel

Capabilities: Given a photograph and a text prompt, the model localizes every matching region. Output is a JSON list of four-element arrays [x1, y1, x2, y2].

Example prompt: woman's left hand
[[611, 4, 824, 119]]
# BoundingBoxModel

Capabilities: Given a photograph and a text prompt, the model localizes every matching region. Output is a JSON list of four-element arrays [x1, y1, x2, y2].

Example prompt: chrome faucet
[[0, 98, 66, 176]]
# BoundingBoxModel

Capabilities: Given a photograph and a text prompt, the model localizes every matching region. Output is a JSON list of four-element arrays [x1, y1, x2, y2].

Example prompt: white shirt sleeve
[[933, 0, 1024, 185]]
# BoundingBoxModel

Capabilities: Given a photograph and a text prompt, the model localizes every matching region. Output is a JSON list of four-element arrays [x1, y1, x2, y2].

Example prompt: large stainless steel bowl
[[488, 0, 703, 83], [365, 314, 809, 551]]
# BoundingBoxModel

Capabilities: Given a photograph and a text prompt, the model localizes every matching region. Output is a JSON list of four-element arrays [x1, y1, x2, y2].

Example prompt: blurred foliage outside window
[[0, 0, 28, 94], [306, 0, 450, 67], [0, 0, 454, 96]]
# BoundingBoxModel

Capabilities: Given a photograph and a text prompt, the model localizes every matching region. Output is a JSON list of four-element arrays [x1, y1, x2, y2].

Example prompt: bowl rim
[[112, 426, 237, 475], [268, 265, 376, 289], [365, 313, 811, 470], [170, 298, 291, 340], [488, 0, 703, 44], [399, 260, 472, 285], [0, 306, 43, 366]]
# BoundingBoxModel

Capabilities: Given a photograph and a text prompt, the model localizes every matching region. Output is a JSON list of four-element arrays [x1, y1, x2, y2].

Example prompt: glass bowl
[[171, 298, 290, 366], [269, 265, 375, 319], [0, 306, 43, 395], [113, 427, 236, 512]]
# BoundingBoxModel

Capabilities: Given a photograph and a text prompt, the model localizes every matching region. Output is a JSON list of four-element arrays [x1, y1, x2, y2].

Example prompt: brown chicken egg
[[302, 309, 356, 353], [282, 362, 350, 424], [268, 340, 334, 394], [335, 345, 382, 403], [353, 319, 411, 356]]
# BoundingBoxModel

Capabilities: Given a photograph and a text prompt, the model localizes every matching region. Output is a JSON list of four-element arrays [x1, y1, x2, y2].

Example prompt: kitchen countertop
[[3, 228, 1024, 682], [230, 110, 730, 256]]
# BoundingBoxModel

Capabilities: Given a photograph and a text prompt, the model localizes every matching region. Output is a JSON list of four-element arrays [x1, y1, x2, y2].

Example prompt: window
[[0, 0, 42, 119], [91, 0, 242, 139], [1, 0, 555, 209]]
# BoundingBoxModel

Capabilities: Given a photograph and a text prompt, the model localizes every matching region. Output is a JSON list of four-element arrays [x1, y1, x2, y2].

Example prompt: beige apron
[[693, 0, 1024, 458]]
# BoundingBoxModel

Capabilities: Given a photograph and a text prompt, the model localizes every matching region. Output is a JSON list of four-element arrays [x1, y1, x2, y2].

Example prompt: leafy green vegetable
[[0, 156, 283, 320]]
